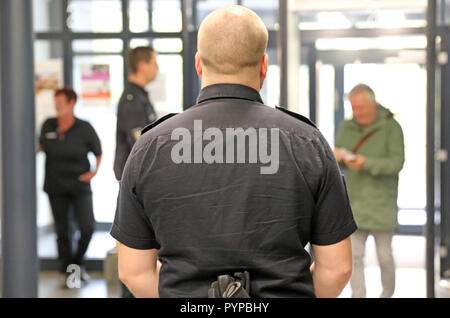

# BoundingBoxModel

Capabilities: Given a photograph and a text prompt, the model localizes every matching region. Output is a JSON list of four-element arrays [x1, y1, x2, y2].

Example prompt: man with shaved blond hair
[[111, 5, 356, 298], [197, 5, 268, 80]]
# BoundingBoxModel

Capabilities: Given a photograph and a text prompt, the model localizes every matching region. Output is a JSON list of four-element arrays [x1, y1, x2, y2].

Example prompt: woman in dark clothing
[[39, 87, 102, 285]]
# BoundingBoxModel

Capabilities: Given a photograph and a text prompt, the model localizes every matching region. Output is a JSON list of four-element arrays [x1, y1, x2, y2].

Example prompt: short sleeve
[[110, 148, 160, 250], [117, 98, 148, 136], [85, 123, 102, 157], [310, 134, 357, 245]]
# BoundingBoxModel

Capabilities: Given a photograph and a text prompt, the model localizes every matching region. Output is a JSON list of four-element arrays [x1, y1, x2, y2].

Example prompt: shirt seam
[[111, 223, 157, 242], [311, 219, 356, 238]]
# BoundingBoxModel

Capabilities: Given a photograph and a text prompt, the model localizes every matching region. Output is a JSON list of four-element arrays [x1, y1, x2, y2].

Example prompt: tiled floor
[[37, 233, 450, 298]]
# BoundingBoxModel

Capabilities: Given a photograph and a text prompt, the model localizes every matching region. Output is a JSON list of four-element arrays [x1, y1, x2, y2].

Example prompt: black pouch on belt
[[208, 271, 251, 298]]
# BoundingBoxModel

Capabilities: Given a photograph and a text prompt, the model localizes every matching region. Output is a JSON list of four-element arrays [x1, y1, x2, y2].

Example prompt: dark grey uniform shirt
[[114, 81, 157, 180], [40, 118, 102, 195], [111, 84, 357, 298]]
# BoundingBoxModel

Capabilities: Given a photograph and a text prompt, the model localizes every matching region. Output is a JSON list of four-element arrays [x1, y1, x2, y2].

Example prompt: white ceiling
[[291, 0, 427, 11]]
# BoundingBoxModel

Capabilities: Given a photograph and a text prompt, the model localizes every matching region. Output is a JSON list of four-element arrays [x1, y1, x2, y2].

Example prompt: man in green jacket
[[334, 84, 405, 298]]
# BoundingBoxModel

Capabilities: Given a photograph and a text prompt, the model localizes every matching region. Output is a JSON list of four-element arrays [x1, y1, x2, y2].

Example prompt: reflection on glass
[[72, 39, 123, 53], [68, 0, 123, 33], [33, 0, 63, 32]]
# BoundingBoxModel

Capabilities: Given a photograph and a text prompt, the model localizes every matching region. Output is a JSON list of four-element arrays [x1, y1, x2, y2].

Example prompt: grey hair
[[347, 83, 376, 104]]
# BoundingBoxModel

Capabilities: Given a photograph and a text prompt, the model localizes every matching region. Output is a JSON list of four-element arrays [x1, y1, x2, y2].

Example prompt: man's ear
[[260, 53, 268, 79], [195, 52, 202, 77]]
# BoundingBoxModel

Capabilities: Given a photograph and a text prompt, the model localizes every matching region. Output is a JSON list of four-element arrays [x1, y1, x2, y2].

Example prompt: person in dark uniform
[[114, 46, 158, 181], [111, 6, 357, 298], [39, 87, 102, 285], [113, 46, 158, 297]]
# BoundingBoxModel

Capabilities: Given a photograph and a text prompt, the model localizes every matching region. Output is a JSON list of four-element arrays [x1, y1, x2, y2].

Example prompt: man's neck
[[201, 76, 261, 92], [128, 74, 148, 89]]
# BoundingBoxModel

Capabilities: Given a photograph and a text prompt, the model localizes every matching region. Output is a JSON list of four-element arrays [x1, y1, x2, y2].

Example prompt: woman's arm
[[79, 155, 102, 183]]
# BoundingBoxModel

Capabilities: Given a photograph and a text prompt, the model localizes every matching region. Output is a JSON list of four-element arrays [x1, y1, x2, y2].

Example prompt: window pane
[[344, 63, 427, 209], [259, 47, 279, 107], [72, 55, 124, 222], [315, 36, 426, 51], [153, 38, 183, 53], [34, 40, 64, 63], [317, 64, 335, 147], [33, 0, 63, 32], [299, 65, 310, 118], [129, 0, 150, 32], [72, 39, 123, 53], [196, 0, 237, 28], [130, 0, 182, 33], [130, 38, 183, 53], [147, 54, 183, 115], [242, 0, 278, 30], [130, 38, 152, 49], [34, 40, 64, 234], [68, 0, 123, 33], [299, 9, 426, 30], [152, 0, 182, 32]]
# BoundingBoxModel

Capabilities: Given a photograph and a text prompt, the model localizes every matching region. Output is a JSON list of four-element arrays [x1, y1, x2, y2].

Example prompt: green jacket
[[335, 105, 405, 230]]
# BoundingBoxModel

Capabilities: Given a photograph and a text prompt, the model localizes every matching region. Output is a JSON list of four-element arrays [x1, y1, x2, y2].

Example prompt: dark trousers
[[48, 192, 95, 273]]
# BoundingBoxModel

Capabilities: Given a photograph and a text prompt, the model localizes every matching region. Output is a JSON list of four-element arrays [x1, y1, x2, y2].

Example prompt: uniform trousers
[[48, 192, 95, 273]]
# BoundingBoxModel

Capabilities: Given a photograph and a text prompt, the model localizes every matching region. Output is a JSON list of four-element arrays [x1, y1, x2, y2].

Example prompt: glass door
[[343, 63, 427, 232]]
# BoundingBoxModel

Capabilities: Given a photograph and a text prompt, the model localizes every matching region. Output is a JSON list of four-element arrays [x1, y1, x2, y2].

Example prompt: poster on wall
[[35, 59, 63, 130], [81, 64, 111, 106]]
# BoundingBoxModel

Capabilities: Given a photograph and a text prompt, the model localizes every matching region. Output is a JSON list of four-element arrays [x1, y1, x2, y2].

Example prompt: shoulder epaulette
[[275, 106, 317, 128], [141, 113, 179, 135]]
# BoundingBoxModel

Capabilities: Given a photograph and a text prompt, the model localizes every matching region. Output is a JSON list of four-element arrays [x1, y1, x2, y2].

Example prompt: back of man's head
[[127, 46, 154, 74], [197, 5, 268, 78]]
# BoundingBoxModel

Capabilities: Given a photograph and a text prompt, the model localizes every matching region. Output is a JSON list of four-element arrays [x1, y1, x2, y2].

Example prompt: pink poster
[[81, 64, 111, 106]]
